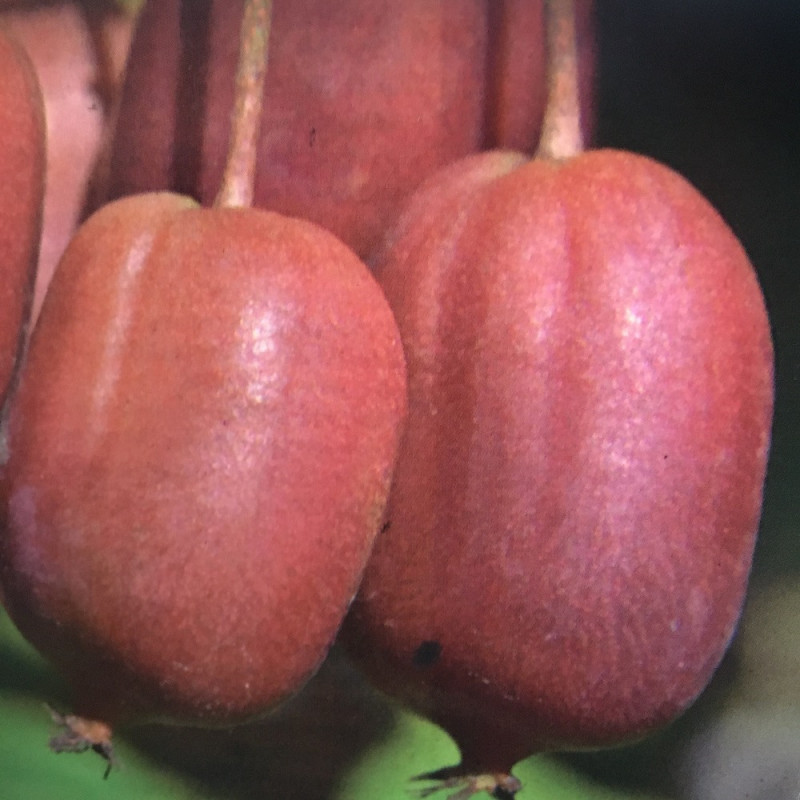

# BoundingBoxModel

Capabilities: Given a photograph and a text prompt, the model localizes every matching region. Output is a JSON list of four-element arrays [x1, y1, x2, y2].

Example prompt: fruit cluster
[[0, 1, 773, 797]]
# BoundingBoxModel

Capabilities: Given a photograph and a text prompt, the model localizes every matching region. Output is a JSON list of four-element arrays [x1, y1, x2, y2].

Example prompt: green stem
[[214, 0, 273, 208], [535, 0, 584, 161]]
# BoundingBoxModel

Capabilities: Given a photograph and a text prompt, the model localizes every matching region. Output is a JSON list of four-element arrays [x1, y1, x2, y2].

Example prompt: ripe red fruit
[[0, 27, 44, 403], [98, 0, 595, 259], [0, 191, 406, 730], [2, 2, 407, 771], [2, 0, 133, 323], [342, 15, 774, 791]]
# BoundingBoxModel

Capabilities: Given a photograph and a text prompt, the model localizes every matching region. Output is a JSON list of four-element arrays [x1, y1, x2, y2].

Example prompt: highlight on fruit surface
[[342, 1, 774, 796], [0, 0, 406, 775], [0, 26, 45, 408], [98, 0, 595, 259]]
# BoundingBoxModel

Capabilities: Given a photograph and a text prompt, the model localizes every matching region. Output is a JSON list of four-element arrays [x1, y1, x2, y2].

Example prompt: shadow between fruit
[[122, 646, 396, 799]]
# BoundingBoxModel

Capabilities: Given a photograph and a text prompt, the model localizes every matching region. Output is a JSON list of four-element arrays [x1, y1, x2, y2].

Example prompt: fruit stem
[[214, 0, 273, 209], [535, 0, 584, 161]]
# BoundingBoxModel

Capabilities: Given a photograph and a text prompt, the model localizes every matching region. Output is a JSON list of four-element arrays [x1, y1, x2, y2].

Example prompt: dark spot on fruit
[[379, 520, 391, 534], [412, 640, 442, 667], [309, 127, 316, 147]]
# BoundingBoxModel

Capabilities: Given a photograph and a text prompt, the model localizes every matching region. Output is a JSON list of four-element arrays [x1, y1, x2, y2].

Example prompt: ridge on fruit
[[0, 0, 406, 775], [342, 1, 774, 796]]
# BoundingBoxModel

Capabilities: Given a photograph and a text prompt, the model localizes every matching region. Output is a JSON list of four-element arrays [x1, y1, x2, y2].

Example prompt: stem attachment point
[[536, 0, 584, 161]]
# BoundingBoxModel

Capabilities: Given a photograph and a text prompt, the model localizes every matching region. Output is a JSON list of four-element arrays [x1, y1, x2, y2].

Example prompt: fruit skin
[[0, 193, 407, 727], [100, 0, 595, 259], [343, 149, 774, 773], [2, 1, 133, 323], [0, 27, 44, 404]]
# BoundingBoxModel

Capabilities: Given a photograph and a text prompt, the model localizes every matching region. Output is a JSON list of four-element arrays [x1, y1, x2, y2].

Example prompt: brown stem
[[214, 0, 273, 209], [535, 0, 584, 161]]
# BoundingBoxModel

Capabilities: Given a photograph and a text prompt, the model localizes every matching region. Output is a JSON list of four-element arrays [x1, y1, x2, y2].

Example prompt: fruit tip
[[410, 768, 522, 800], [46, 704, 118, 778]]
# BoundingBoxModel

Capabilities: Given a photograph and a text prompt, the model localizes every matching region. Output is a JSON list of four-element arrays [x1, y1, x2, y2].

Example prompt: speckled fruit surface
[[0, 193, 407, 728], [101, 0, 595, 259], [0, 28, 44, 401], [344, 147, 774, 773]]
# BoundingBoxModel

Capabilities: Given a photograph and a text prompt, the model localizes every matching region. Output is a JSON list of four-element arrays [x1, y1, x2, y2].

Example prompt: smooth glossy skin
[[344, 149, 774, 773], [0, 28, 44, 405], [101, 0, 595, 259], [0, 193, 407, 726]]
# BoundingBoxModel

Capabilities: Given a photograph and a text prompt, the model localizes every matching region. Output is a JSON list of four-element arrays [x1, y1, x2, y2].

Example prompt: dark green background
[[2, 2, 798, 797]]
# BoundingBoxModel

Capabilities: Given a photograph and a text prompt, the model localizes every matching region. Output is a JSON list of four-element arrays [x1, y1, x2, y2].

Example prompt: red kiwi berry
[[98, 0, 595, 260], [2, 0, 134, 324], [0, 27, 44, 408], [0, 0, 406, 775], [342, 1, 774, 796]]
